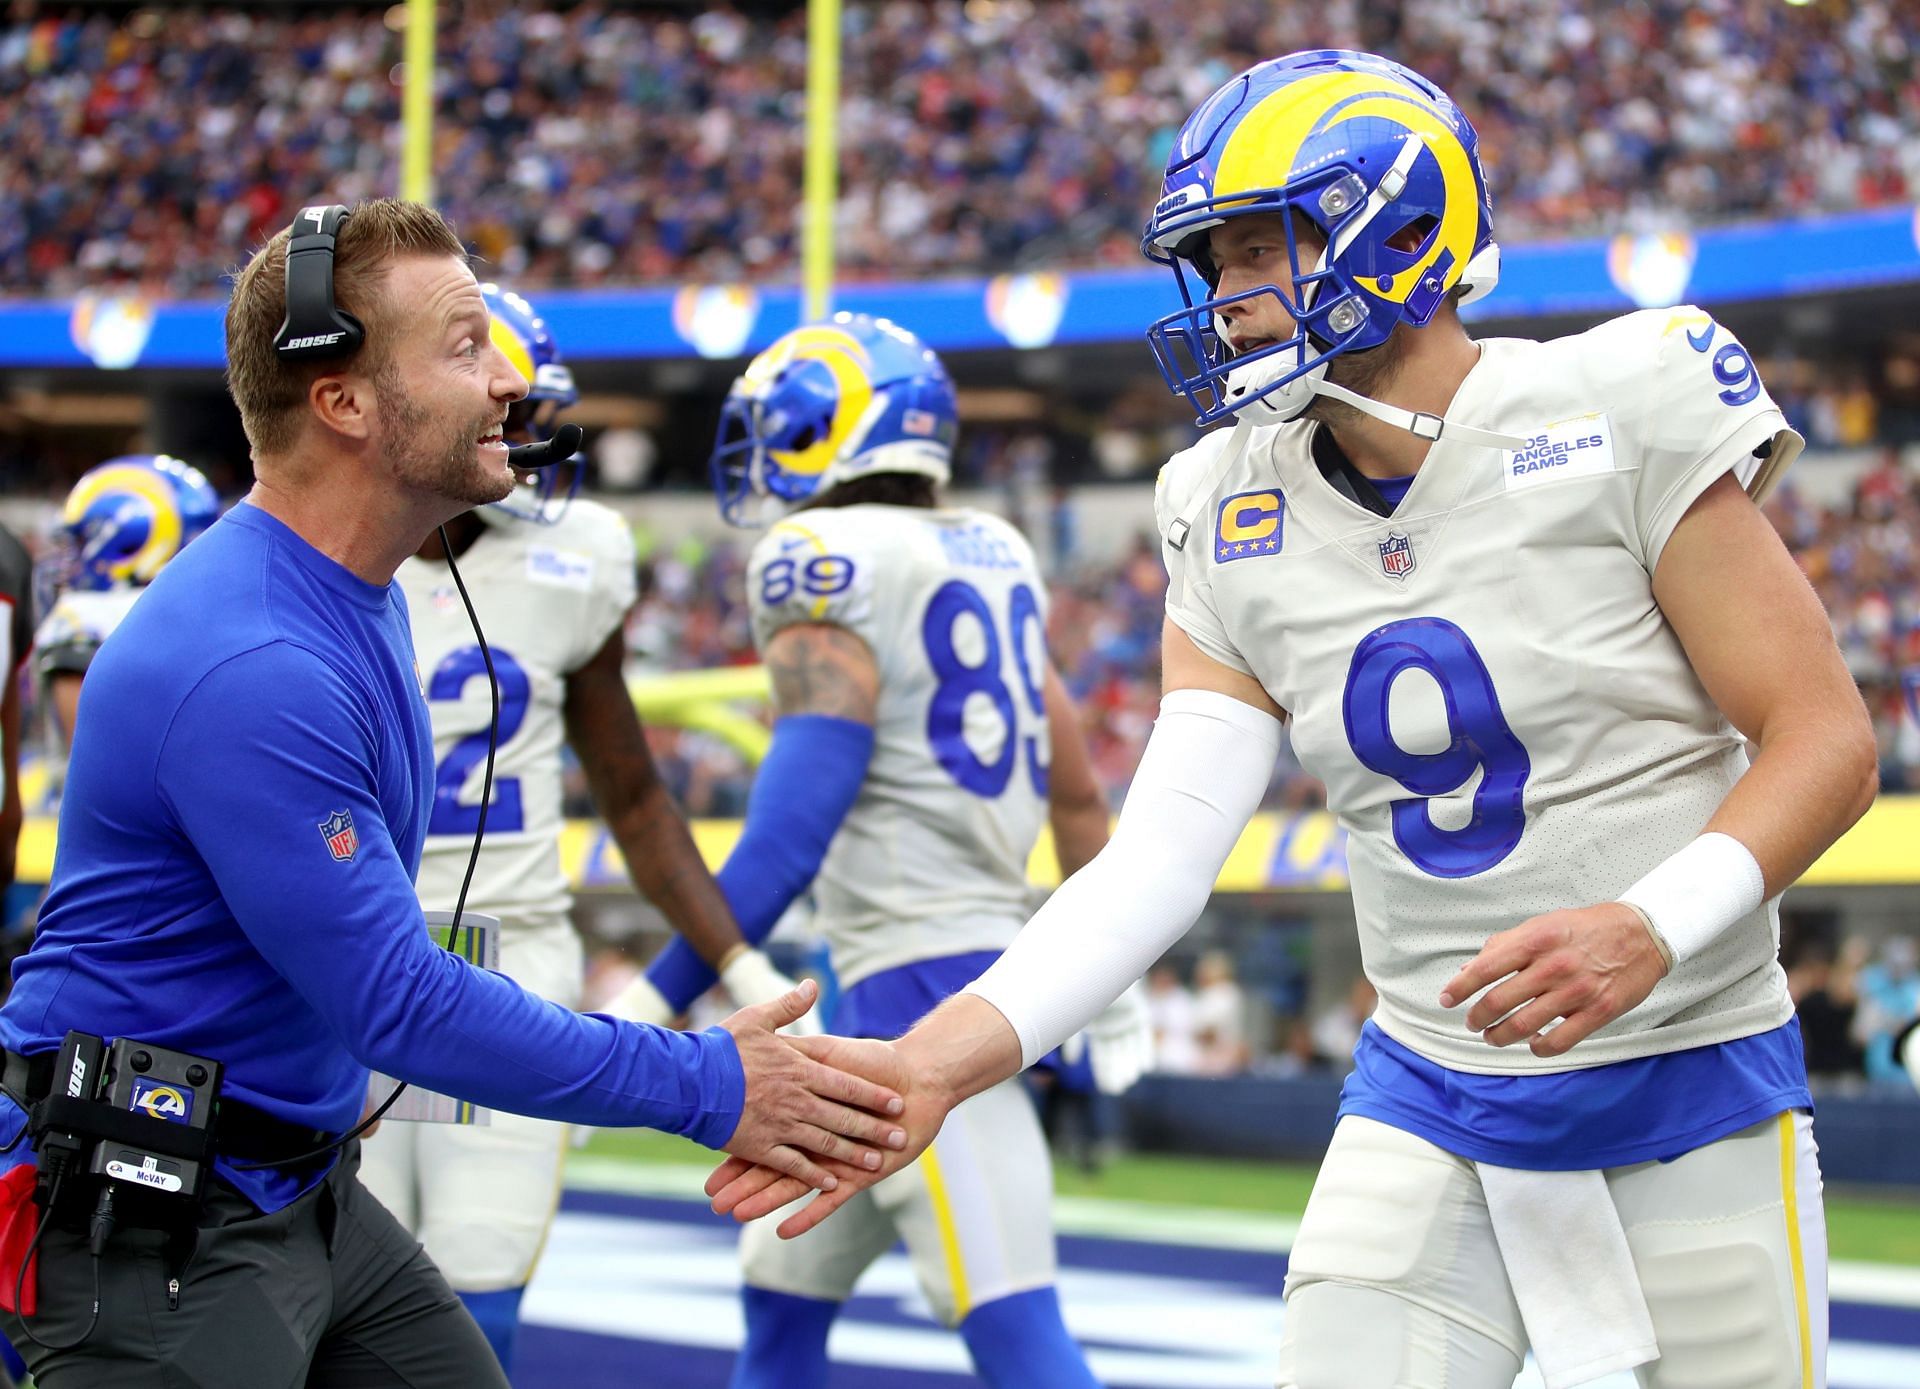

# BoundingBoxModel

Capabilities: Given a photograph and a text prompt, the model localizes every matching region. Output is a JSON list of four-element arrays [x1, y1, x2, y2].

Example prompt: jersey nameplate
[[526, 546, 595, 592], [1503, 412, 1616, 490]]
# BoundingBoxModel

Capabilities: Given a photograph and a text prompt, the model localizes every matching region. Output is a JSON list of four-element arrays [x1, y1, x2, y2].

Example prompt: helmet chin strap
[[1313, 378, 1529, 451], [1167, 357, 1528, 556]]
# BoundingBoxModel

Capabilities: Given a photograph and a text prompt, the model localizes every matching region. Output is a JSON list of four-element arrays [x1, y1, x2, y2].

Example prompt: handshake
[[702, 982, 1155, 1239], [702, 977, 917, 1195]]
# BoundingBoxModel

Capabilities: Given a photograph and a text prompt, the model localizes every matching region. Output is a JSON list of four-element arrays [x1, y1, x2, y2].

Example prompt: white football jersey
[[398, 502, 636, 936], [1157, 307, 1805, 1074], [34, 588, 143, 679], [746, 505, 1052, 988]]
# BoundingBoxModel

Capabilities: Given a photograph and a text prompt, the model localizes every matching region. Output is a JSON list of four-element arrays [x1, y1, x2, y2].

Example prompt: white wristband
[[1615, 832, 1766, 966]]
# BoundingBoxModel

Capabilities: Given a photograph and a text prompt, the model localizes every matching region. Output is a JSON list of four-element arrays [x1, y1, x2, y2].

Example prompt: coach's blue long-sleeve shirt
[[0, 504, 744, 1210]]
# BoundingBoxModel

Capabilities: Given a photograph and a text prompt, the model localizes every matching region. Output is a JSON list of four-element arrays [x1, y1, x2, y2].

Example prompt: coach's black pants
[[0, 1143, 506, 1388]]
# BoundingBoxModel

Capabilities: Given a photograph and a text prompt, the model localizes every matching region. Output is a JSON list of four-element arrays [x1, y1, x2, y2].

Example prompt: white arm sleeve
[[962, 687, 1282, 1068]]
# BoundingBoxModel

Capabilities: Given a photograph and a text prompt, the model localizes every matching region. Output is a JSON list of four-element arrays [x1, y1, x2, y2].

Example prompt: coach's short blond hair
[[225, 199, 466, 458]]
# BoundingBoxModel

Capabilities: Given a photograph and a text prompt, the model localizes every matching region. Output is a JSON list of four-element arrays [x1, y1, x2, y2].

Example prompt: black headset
[[272, 204, 365, 363]]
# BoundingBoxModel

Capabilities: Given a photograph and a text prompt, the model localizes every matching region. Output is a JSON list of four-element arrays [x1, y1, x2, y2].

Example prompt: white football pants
[[358, 924, 582, 1292], [740, 1077, 1060, 1326], [1277, 1112, 1826, 1389]]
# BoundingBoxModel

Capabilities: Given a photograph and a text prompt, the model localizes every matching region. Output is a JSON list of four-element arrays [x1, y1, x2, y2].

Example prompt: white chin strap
[[1218, 351, 1527, 451], [1169, 350, 1528, 555], [1313, 378, 1529, 451]]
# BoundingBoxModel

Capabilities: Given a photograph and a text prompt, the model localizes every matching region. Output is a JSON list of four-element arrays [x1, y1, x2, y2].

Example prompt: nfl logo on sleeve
[[319, 810, 358, 862], [1378, 532, 1416, 579]]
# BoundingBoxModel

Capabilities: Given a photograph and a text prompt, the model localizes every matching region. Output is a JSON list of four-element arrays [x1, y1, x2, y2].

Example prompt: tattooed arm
[[611, 621, 881, 1024], [762, 623, 881, 724]]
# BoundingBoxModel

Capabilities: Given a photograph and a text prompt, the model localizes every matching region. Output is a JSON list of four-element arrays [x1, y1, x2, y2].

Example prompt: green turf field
[[578, 1128, 1920, 1266]]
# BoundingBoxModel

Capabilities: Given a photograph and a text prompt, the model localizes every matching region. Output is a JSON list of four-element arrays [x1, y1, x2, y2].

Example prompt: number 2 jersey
[[396, 502, 636, 938], [745, 504, 1052, 994], [1158, 307, 1805, 1080]]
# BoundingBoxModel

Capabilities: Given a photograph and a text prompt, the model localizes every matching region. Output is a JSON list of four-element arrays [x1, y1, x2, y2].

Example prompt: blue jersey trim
[[836, 951, 1003, 1041], [1338, 1018, 1811, 1170], [1371, 474, 1416, 512]]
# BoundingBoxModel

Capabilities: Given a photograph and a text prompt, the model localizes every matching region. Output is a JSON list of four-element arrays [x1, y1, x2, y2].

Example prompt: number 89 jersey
[[1158, 308, 1805, 1075], [746, 504, 1051, 989], [397, 501, 637, 938]]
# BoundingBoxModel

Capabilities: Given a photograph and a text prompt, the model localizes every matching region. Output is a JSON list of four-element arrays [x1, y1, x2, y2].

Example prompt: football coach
[[0, 199, 906, 1388]]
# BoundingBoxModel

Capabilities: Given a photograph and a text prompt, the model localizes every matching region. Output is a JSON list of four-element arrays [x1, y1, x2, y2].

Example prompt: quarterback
[[625, 313, 1150, 1389], [709, 52, 1878, 1389], [358, 285, 799, 1374]]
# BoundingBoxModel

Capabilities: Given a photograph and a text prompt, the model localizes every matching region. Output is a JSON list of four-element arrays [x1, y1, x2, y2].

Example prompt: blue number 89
[[1341, 617, 1530, 878], [762, 554, 856, 606]]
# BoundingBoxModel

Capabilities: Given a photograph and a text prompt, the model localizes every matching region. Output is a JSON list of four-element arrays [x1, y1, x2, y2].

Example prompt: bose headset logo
[[302, 208, 327, 231], [66, 1054, 87, 1097], [283, 332, 346, 350]]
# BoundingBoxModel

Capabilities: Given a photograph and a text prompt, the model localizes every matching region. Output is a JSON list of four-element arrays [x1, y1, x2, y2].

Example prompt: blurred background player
[[618, 313, 1151, 1389], [0, 521, 30, 879], [34, 455, 219, 747], [357, 283, 802, 1377]]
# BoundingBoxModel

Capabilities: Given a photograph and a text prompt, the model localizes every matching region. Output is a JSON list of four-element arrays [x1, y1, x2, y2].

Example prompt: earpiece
[[273, 205, 365, 363]]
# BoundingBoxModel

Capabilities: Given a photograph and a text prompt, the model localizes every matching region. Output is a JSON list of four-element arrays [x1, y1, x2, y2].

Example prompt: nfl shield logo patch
[[1378, 532, 1416, 579], [319, 810, 358, 862]]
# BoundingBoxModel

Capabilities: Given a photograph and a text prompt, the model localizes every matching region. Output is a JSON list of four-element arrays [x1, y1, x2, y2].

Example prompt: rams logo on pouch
[[130, 1076, 193, 1125]]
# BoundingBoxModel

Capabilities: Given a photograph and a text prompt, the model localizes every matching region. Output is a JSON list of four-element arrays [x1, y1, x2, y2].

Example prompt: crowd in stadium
[[4, 0, 1918, 294]]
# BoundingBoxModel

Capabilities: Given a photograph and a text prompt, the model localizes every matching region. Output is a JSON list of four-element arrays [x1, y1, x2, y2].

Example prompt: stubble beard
[[1304, 323, 1412, 428], [373, 364, 513, 508]]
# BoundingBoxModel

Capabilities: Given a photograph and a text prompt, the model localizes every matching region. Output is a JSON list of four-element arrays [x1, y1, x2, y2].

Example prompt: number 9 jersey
[[1158, 306, 1805, 1075], [746, 503, 1052, 990]]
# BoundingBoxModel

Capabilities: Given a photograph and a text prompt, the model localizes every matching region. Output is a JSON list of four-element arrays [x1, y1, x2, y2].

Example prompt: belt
[[2, 1049, 341, 1167]]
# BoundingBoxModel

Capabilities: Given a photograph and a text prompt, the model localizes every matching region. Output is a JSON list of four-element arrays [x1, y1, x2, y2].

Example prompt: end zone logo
[[1504, 412, 1616, 490]]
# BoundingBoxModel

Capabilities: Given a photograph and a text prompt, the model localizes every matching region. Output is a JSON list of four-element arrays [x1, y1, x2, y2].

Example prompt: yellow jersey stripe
[[918, 1144, 972, 1322], [1778, 1112, 1814, 1389]]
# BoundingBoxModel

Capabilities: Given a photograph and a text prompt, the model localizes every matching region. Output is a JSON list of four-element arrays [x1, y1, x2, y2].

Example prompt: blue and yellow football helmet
[[481, 282, 581, 525], [711, 313, 958, 526], [1142, 50, 1501, 426], [56, 454, 220, 592]]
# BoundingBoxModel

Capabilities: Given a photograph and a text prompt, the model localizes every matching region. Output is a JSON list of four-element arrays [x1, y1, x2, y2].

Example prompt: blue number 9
[[1341, 618, 1530, 879], [1008, 583, 1049, 796], [1712, 342, 1761, 407], [803, 555, 853, 596]]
